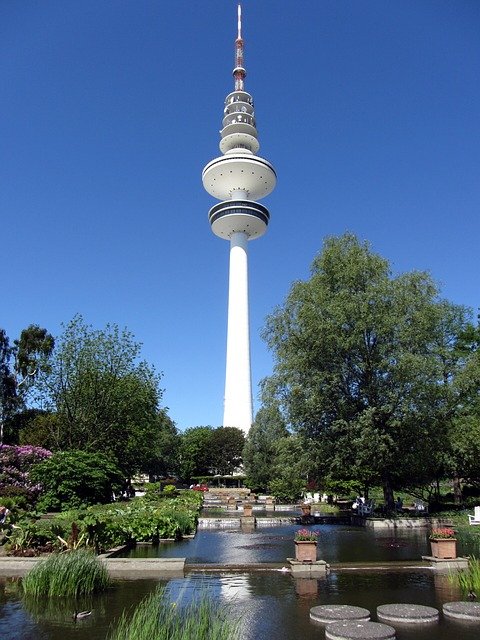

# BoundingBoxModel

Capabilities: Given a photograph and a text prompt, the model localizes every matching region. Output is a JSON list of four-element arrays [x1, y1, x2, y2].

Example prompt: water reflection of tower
[[202, 5, 276, 433]]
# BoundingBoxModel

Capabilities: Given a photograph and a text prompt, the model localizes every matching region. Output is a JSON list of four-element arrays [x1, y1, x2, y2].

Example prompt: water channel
[[1, 519, 478, 639]]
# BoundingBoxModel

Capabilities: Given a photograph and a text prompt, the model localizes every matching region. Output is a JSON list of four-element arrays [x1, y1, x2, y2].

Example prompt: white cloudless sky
[[2, 1, 479, 430]]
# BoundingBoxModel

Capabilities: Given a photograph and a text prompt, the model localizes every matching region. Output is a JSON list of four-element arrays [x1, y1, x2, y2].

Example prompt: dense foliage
[[3, 491, 202, 554], [0, 326, 54, 444], [179, 426, 245, 481], [35, 315, 171, 476], [263, 234, 473, 506], [30, 450, 124, 511], [243, 404, 289, 491]]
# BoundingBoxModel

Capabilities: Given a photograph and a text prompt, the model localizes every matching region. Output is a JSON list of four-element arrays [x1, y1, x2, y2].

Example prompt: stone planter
[[430, 538, 457, 559], [295, 540, 317, 562], [243, 504, 253, 517]]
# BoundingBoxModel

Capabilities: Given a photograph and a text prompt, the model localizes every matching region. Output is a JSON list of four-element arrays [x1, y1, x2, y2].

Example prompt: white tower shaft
[[224, 231, 252, 431], [202, 5, 275, 434]]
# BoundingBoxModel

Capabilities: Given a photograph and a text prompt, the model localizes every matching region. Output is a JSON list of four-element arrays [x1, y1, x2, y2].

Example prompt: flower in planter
[[429, 527, 455, 540], [294, 528, 320, 542]]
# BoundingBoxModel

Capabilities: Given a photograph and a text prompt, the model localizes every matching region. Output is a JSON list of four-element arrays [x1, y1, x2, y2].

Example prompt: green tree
[[36, 315, 168, 477], [210, 427, 245, 476], [31, 450, 124, 511], [143, 412, 180, 479], [263, 234, 469, 509], [0, 326, 54, 444], [268, 435, 309, 502], [179, 426, 214, 482], [448, 320, 480, 494], [243, 402, 288, 491]]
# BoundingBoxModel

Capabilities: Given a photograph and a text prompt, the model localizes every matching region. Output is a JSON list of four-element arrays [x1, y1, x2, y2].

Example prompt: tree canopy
[[262, 234, 471, 506], [243, 403, 289, 491], [0, 325, 54, 444], [179, 426, 245, 482], [35, 315, 168, 476]]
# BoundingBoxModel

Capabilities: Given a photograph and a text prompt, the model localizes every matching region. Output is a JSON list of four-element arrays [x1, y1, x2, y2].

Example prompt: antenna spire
[[233, 4, 246, 91]]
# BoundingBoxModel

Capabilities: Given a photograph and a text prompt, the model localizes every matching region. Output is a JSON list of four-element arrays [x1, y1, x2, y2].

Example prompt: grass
[[22, 549, 111, 598], [440, 511, 480, 557], [451, 556, 480, 594], [108, 585, 240, 640]]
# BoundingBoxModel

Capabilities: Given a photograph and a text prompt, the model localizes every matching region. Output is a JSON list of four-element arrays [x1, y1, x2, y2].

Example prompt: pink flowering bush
[[0, 444, 52, 500]]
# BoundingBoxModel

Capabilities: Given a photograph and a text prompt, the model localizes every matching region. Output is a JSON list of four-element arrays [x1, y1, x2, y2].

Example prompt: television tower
[[202, 5, 276, 433]]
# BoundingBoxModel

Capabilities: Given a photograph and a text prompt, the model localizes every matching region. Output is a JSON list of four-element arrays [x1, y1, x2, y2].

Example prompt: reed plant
[[22, 550, 110, 598], [455, 524, 480, 557], [452, 556, 480, 594], [109, 585, 239, 640]]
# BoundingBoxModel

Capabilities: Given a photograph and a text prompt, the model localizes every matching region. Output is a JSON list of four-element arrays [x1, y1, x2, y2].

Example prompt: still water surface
[[122, 523, 431, 563], [1, 524, 478, 639], [1, 571, 478, 640]]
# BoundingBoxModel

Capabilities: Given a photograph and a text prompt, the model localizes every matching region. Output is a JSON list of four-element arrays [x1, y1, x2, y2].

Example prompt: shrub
[[268, 477, 304, 503], [31, 450, 123, 511], [10, 492, 202, 553], [108, 585, 239, 640], [22, 549, 110, 597], [0, 444, 52, 502], [162, 484, 176, 495], [142, 482, 161, 501]]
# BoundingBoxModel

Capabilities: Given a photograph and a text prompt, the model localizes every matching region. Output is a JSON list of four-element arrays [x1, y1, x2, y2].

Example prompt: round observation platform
[[208, 200, 269, 239], [202, 153, 276, 201], [220, 133, 260, 154], [310, 605, 370, 625]]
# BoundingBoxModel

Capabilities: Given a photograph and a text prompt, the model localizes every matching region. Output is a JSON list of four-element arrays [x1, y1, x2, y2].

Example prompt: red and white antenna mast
[[233, 4, 246, 91]]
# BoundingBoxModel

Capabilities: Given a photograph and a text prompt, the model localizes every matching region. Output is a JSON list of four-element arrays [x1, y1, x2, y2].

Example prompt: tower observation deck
[[202, 5, 276, 433]]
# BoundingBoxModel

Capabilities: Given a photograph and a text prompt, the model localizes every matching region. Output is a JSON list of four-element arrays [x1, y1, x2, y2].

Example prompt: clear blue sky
[[2, 1, 479, 431]]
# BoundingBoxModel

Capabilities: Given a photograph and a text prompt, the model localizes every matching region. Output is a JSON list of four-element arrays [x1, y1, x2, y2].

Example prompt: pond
[[1, 522, 478, 639], [1, 570, 478, 640], [120, 523, 431, 564]]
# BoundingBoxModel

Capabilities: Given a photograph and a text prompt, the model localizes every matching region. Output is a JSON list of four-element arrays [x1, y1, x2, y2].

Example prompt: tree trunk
[[383, 479, 394, 512], [453, 474, 462, 505]]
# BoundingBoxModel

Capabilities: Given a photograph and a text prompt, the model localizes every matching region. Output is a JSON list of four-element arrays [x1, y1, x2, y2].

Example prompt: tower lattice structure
[[202, 5, 276, 433]]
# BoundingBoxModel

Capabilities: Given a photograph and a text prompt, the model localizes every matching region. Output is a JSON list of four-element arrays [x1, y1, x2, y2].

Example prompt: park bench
[[468, 505, 480, 525]]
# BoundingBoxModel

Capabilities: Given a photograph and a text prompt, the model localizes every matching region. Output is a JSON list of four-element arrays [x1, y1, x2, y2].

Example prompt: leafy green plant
[[32, 450, 123, 511], [451, 556, 480, 594], [108, 585, 239, 640], [6, 523, 37, 553], [268, 477, 304, 503], [142, 483, 161, 501], [22, 549, 110, 597]]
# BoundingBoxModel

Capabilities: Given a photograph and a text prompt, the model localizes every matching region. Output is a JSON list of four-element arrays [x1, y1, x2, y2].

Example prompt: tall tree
[[179, 426, 215, 482], [35, 315, 167, 476], [263, 234, 469, 508], [0, 325, 54, 443], [447, 319, 480, 495], [210, 427, 245, 476], [243, 402, 289, 490]]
